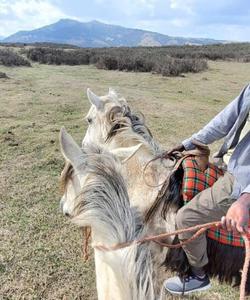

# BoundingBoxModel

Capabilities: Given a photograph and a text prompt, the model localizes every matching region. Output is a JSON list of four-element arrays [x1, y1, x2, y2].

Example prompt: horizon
[[1, 18, 231, 42], [0, 0, 250, 42]]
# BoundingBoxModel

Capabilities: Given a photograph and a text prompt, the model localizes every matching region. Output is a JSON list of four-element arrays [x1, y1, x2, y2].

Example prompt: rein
[[144, 144, 210, 223], [80, 142, 249, 298], [93, 221, 250, 300]]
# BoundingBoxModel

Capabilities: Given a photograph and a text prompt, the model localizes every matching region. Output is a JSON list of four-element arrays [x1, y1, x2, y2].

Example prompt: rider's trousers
[[176, 171, 235, 268]]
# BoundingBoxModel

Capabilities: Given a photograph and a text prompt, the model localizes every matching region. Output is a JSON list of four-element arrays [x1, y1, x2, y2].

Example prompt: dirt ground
[[1, 61, 250, 299]]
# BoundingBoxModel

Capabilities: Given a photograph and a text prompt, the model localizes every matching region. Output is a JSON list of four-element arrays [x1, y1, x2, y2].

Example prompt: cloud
[[131, 0, 250, 40], [0, 0, 249, 41], [192, 23, 250, 41], [0, 0, 70, 36], [170, 0, 196, 14]]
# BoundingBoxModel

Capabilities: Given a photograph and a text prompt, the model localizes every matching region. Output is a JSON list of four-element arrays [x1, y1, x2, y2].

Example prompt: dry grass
[[1, 61, 250, 299]]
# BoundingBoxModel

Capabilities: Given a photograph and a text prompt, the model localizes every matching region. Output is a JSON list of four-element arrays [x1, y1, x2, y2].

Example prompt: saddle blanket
[[182, 157, 250, 247]]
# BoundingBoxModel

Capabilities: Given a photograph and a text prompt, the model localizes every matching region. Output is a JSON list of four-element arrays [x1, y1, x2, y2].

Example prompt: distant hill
[[3, 19, 225, 47]]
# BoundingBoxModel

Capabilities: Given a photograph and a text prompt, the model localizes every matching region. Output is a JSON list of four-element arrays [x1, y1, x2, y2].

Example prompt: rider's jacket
[[182, 83, 250, 198]]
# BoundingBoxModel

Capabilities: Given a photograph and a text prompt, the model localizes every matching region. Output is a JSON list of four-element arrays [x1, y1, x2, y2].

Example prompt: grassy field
[[0, 61, 250, 300]]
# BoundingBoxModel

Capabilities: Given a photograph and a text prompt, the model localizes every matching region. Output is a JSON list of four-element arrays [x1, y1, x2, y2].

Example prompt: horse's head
[[59, 128, 156, 300], [82, 88, 156, 153], [60, 127, 89, 218], [82, 89, 166, 220], [83, 88, 128, 147], [59, 127, 142, 227]]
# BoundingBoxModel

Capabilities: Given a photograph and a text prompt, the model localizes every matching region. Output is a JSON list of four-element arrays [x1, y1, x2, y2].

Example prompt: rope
[[143, 152, 196, 222], [143, 144, 211, 222], [82, 227, 91, 261], [240, 234, 250, 300], [142, 152, 177, 188], [94, 221, 250, 300]]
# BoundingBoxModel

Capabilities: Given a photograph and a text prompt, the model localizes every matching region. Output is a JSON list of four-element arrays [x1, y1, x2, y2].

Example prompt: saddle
[[145, 140, 250, 247], [181, 141, 250, 247]]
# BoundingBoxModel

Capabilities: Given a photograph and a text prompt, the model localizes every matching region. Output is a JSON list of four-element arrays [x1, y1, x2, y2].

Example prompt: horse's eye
[[86, 117, 92, 124]]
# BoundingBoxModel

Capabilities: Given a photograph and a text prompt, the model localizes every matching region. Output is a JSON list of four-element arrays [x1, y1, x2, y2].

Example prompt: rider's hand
[[221, 193, 250, 234], [166, 144, 185, 156]]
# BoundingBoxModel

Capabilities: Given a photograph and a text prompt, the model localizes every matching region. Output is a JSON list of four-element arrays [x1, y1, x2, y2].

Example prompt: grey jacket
[[182, 83, 250, 198]]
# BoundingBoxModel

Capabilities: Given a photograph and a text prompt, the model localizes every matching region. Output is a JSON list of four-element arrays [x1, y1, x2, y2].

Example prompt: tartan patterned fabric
[[182, 157, 250, 248], [182, 158, 224, 204]]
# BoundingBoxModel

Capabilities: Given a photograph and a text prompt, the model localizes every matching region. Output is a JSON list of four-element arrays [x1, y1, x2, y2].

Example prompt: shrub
[[242, 55, 250, 62], [0, 49, 31, 66], [145, 55, 207, 76], [0, 72, 8, 78], [26, 48, 89, 65], [96, 56, 118, 70], [25, 46, 208, 75], [21, 42, 250, 76]]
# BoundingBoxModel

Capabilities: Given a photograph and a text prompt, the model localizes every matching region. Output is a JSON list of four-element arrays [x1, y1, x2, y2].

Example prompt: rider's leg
[[176, 171, 234, 268], [164, 171, 235, 295]]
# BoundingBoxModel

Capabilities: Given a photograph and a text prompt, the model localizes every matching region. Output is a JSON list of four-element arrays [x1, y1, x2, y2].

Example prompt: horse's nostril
[[64, 212, 71, 218]]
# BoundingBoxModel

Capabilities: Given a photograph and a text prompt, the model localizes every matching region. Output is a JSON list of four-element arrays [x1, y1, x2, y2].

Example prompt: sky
[[0, 0, 250, 41]]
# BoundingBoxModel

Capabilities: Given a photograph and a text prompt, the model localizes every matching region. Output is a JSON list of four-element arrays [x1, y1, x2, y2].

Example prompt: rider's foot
[[164, 272, 211, 295]]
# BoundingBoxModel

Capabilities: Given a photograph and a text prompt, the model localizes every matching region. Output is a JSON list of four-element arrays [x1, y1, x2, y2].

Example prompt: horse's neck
[[120, 143, 177, 295], [92, 234, 154, 300], [109, 137, 176, 236], [103, 135, 176, 296], [123, 147, 168, 214], [94, 249, 132, 300]]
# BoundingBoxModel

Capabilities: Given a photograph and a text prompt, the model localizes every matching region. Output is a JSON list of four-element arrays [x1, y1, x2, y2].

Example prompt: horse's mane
[[105, 105, 161, 155], [61, 145, 155, 299], [100, 89, 182, 215], [155, 167, 184, 220], [74, 146, 142, 240], [103, 102, 183, 221]]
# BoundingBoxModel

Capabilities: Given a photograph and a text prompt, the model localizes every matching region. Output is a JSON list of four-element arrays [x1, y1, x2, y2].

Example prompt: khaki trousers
[[176, 172, 235, 268]]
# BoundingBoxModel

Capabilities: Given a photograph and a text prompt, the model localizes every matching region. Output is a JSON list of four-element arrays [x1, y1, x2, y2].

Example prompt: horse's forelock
[[100, 90, 126, 107], [105, 104, 154, 146]]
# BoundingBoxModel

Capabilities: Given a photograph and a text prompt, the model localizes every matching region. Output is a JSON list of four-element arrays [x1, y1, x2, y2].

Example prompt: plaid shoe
[[164, 273, 211, 295]]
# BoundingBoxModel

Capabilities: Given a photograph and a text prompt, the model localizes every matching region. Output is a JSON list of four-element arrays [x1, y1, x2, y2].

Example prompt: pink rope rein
[[94, 221, 250, 300]]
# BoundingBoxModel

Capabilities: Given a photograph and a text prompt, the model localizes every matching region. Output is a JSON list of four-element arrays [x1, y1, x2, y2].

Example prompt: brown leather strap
[[143, 140, 210, 223]]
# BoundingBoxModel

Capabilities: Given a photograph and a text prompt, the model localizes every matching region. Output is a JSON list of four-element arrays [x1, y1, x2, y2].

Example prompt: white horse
[[59, 127, 159, 300], [82, 88, 177, 294], [80, 88, 249, 293]]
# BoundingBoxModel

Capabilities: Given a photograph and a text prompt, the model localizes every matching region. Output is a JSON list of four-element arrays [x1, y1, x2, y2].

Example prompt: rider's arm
[[182, 84, 250, 150], [242, 184, 250, 195]]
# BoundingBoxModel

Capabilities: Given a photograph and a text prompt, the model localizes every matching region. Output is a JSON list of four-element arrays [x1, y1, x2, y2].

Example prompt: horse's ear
[[60, 127, 85, 169], [109, 88, 127, 105], [108, 88, 117, 96], [87, 88, 104, 110], [111, 143, 143, 163]]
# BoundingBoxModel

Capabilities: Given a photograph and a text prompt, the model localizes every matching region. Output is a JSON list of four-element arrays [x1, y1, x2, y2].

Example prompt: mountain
[[3, 19, 224, 47]]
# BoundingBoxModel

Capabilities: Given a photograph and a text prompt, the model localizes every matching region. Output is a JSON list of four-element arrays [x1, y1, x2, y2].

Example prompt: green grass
[[1, 61, 250, 299]]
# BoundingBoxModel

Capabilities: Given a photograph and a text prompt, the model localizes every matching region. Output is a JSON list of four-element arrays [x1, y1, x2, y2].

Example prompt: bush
[[242, 55, 250, 62], [0, 72, 8, 78], [96, 56, 118, 70], [22, 42, 250, 76], [151, 57, 207, 76], [26, 48, 89, 65], [25, 46, 208, 75], [0, 49, 31, 66]]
